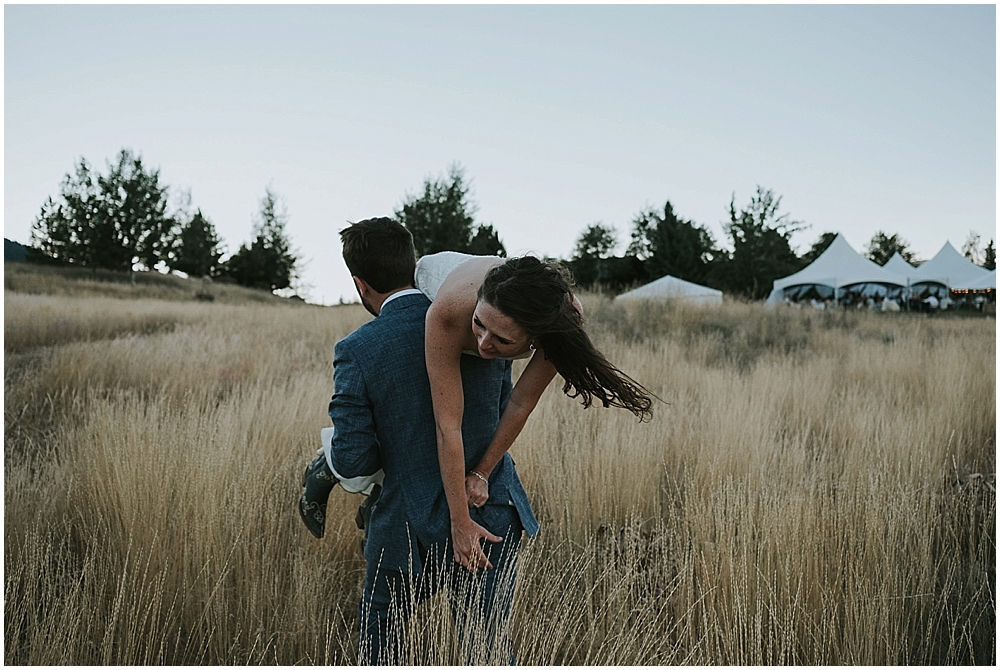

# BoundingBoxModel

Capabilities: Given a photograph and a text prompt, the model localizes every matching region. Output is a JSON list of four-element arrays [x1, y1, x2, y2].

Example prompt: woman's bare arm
[[465, 296, 582, 505], [465, 354, 557, 506], [425, 297, 501, 571]]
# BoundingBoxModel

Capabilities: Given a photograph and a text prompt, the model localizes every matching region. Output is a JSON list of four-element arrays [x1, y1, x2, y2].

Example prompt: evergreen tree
[[575, 223, 619, 259], [983, 240, 995, 270], [31, 149, 176, 272], [226, 187, 299, 291], [718, 187, 803, 300], [467, 223, 506, 257], [627, 201, 717, 284], [570, 223, 619, 286], [395, 164, 505, 257], [172, 210, 224, 277], [865, 231, 916, 266]]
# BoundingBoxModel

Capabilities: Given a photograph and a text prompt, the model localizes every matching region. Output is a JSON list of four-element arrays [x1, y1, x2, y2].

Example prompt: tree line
[[27, 152, 506, 296], [27, 153, 996, 300], [30, 149, 300, 293], [569, 194, 995, 300], [393, 164, 995, 300]]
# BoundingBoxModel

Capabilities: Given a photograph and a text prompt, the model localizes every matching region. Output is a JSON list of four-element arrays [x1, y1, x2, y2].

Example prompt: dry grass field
[[4, 268, 995, 665], [3, 262, 298, 308]]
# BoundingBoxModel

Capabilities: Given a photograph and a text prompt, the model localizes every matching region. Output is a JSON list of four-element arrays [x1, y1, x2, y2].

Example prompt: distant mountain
[[5, 238, 28, 262]]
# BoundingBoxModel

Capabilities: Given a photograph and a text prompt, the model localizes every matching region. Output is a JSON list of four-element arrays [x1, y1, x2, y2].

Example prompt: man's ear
[[353, 276, 373, 299]]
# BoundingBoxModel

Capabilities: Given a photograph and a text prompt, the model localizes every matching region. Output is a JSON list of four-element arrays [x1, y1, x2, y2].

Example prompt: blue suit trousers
[[359, 504, 523, 665]]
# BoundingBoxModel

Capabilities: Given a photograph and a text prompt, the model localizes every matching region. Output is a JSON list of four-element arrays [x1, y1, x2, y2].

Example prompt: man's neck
[[374, 286, 420, 315]]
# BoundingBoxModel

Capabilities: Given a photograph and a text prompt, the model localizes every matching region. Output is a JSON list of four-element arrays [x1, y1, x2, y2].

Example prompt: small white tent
[[765, 234, 907, 304], [615, 275, 723, 306], [908, 241, 992, 289]]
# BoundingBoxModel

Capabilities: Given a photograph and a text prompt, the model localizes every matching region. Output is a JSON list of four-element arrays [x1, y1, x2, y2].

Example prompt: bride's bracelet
[[469, 470, 489, 485]]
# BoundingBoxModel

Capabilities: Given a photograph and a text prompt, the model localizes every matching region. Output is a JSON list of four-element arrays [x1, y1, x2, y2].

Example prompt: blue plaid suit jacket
[[328, 292, 538, 575]]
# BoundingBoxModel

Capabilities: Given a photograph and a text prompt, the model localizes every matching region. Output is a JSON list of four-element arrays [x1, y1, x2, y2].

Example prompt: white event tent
[[963, 270, 996, 291], [883, 252, 916, 277], [615, 274, 723, 306], [764, 234, 906, 304], [907, 241, 992, 289]]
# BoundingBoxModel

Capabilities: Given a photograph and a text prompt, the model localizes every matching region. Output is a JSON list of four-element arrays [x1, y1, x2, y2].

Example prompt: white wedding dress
[[415, 250, 482, 301]]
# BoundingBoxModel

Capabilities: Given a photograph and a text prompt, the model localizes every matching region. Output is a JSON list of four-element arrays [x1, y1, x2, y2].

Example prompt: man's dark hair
[[340, 218, 416, 293]]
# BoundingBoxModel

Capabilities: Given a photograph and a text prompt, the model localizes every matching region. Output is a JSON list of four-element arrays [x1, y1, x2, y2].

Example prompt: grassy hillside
[[4, 262, 306, 305], [4, 289, 995, 664]]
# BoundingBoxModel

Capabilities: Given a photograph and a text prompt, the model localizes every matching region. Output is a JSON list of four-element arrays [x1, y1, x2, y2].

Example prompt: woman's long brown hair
[[478, 256, 654, 421]]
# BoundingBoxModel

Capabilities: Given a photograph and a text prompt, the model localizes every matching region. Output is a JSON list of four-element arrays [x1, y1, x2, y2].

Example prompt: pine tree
[[983, 240, 995, 271], [395, 164, 505, 257], [627, 201, 717, 284], [865, 231, 917, 266], [31, 149, 176, 272], [570, 223, 619, 286], [172, 210, 224, 277], [226, 187, 299, 291], [718, 187, 803, 300]]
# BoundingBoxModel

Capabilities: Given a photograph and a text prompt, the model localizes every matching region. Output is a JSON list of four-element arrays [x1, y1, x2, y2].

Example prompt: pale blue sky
[[5, 4, 995, 304]]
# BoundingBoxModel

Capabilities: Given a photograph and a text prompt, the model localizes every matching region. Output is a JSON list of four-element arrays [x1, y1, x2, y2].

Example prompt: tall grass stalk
[[5, 292, 994, 664]]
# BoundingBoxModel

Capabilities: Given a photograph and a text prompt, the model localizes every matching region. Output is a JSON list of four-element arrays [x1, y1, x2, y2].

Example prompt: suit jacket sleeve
[[327, 338, 382, 478]]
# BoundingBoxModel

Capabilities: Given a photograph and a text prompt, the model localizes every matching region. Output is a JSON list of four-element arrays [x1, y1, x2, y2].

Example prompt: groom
[[324, 217, 537, 664]]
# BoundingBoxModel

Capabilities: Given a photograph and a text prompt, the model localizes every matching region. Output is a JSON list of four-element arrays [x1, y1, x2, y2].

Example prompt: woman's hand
[[451, 514, 502, 572], [466, 472, 489, 508]]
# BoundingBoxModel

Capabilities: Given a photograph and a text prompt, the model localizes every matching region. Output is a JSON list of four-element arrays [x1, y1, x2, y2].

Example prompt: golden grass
[[5, 262, 299, 306], [4, 291, 995, 664]]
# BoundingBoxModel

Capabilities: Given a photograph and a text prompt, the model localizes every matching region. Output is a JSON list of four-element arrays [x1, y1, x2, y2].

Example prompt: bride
[[417, 251, 653, 571], [300, 246, 654, 570]]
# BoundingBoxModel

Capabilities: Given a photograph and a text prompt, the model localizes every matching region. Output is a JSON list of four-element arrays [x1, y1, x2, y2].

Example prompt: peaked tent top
[[770, 234, 907, 295], [615, 274, 723, 305], [908, 241, 991, 288], [883, 252, 916, 276]]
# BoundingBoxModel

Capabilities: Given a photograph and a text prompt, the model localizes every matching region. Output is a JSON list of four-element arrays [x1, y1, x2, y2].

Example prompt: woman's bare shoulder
[[432, 257, 503, 314]]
